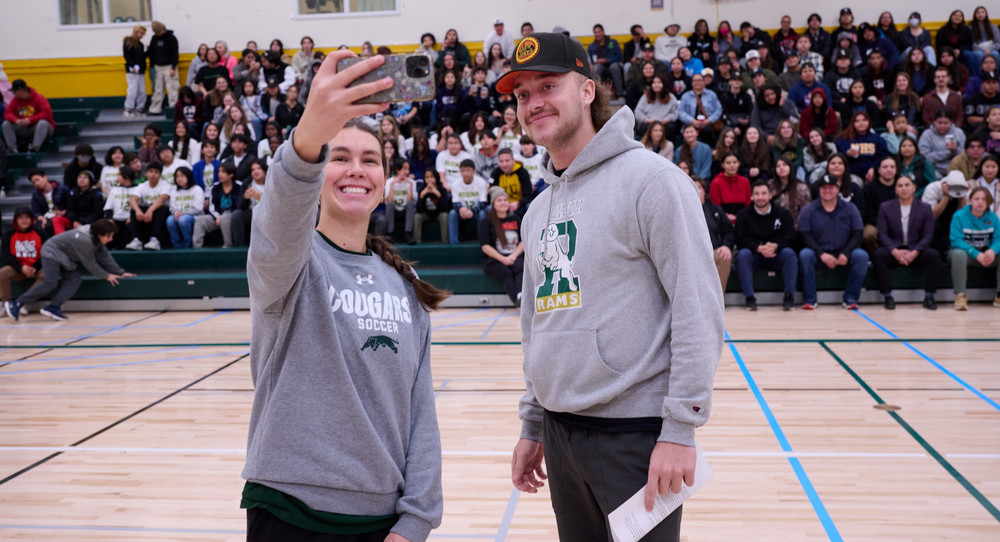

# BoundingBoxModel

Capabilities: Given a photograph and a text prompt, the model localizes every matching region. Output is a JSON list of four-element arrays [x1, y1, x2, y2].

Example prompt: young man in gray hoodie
[[499, 33, 725, 541]]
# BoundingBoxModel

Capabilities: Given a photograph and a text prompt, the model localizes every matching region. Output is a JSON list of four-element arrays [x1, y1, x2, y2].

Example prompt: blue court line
[[0, 350, 248, 375], [0, 346, 194, 365], [725, 330, 842, 541], [854, 310, 1000, 413], [480, 308, 507, 339], [495, 487, 520, 542], [183, 310, 232, 327], [38, 313, 158, 347]]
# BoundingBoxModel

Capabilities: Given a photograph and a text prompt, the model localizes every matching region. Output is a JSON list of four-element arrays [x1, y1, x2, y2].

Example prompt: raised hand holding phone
[[292, 51, 394, 163]]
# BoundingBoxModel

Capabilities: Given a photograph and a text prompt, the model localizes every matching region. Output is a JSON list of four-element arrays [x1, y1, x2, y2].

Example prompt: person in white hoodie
[[655, 22, 686, 64], [499, 33, 725, 541]]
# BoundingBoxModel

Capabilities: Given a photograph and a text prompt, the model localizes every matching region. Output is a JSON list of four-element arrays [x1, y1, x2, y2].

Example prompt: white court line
[[1, 447, 996, 459]]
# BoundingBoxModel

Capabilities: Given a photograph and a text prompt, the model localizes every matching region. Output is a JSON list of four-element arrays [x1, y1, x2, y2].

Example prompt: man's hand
[[122, 272, 137, 278], [384, 533, 411, 542], [891, 248, 908, 265], [820, 253, 838, 269], [459, 207, 473, 220], [106, 274, 122, 286], [511, 438, 547, 493], [836, 253, 849, 266], [644, 442, 696, 512], [21, 265, 35, 278]]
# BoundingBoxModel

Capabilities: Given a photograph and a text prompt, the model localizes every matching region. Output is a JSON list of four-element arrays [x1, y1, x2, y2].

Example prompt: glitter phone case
[[337, 54, 436, 104]]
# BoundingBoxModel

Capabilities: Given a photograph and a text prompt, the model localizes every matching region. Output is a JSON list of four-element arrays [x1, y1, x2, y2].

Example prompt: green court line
[[818, 341, 1000, 523]]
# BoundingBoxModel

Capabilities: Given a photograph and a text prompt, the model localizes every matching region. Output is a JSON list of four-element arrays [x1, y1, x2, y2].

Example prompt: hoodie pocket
[[525, 329, 621, 409]]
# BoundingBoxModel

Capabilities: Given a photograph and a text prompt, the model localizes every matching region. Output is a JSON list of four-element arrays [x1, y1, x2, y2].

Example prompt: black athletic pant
[[543, 410, 683, 542], [17, 257, 82, 308], [246, 508, 392, 542], [872, 246, 941, 294], [482, 255, 523, 304], [128, 206, 170, 245]]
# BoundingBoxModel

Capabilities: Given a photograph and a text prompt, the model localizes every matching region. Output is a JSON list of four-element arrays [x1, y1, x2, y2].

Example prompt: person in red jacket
[[1, 80, 55, 153], [710, 152, 751, 223], [0, 207, 46, 311]]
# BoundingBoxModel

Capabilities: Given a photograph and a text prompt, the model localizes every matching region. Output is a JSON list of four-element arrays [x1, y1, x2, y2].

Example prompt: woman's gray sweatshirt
[[242, 134, 442, 542]]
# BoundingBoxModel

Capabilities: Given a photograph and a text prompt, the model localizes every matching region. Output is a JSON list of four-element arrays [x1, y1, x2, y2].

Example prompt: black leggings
[[483, 255, 523, 304]]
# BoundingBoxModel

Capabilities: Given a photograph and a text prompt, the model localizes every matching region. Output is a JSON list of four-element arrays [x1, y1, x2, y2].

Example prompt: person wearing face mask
[[898, 12, 937, 67], [62, 144, 102, 190]]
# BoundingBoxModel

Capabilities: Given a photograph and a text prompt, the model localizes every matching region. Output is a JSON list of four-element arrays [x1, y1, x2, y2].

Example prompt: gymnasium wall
[[0, 0, 987, 98]]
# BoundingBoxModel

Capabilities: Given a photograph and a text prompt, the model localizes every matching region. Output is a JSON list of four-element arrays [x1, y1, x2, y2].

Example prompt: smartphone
[[337, 53, 436, 104]]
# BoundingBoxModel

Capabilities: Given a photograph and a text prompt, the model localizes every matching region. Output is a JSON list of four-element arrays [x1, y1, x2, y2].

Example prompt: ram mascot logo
[[535, 220, 581, 312]]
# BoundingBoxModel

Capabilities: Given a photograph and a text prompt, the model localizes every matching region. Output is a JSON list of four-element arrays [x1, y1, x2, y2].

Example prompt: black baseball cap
[[817, 174, 838, 187], [983, 70, 998, 82], [495, 32, 592, 94], [10, 79, 28, 92]]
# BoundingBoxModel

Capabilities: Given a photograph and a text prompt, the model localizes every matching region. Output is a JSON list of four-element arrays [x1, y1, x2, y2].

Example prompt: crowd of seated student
[[11, 8, 1000, 307]]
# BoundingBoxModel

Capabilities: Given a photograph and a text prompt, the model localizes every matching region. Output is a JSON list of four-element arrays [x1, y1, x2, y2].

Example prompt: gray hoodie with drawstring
[[518, 106, 725, 447]]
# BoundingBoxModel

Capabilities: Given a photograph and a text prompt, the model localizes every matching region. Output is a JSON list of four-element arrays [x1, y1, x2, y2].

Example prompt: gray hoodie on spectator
[[918, 125, 966, 180], [518, 107, 725, 447]]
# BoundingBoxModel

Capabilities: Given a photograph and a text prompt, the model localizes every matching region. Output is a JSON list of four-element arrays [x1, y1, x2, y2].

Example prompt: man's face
[[642, 47, 654, 60], [741, 26, 754, 39], [633, 26, 645, 39], [819, 183, 839, 202], [752, 185, 771, 208], [480, 134, 496, 151], [146, 169, 161, 184], [77, 174, 90, 190], [521, 24, 533, 38], [729, 78, 743, 93], [31, 174, 48, 191], [243, 54, 256, 66], [982, 80, 998, 96], [967, 141, 986, 161], [494, 23, 504, 36], [934, 71, 949, 88], [498, 153, 514, 173], [837, 56, 851, 70], [809, 17, 821, 30], [797, 37, 811, 53], [691, 75, 704, 92], [895, 177, 915, 200], [878, 159, 897, 180], [801, 66, 815, 83], [780, 17, 791, 30], [512, 71, 592, 151], [460, 166, 474, 183], [14, 89, 30, 101], [447, 137, 462, 154], [786, 55, 800, 69], [593, 26, 605, 41], [232, 140, 246, 155], [666, 25, 679, 36], [868, 53, 883, 69]]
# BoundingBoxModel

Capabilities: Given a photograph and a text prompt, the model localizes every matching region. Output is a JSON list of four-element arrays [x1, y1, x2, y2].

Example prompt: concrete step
[[96, 108, 172, 123]]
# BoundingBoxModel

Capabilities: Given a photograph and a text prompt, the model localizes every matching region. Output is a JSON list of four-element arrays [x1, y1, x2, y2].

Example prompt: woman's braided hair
[[341, 119, 450, 311]]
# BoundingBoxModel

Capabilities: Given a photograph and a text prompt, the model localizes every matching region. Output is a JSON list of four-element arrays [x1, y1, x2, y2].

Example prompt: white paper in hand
[[608, 444, 713, 542]]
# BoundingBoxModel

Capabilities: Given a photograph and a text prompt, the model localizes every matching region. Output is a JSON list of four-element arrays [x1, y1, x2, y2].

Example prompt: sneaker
[[802, 303, 816, 311], [994, 293, 1000, 308], [782, 293, 794, 311], [842, 300, 859, 310], [19, 306, 27, 316], [954, 293, 968, 311], [123, 110, 133, 117], [5, 300, 22, 322], [884, 296, 896, 310], [923, 296, 937, 311], [744, 296, 758, 311], [39, 305, 68, 321], [144, 237, 161, 251], [125, 238, 143, 251]]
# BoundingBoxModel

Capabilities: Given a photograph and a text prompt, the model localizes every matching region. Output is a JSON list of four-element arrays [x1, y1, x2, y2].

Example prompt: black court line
[[819, 342, 1000, 523], [0, 354, 248, 487]]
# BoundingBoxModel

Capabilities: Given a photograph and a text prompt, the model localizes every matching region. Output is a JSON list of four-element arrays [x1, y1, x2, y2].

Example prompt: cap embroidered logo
[[516, 37, 540, 64], [575, 58, 583, 68]]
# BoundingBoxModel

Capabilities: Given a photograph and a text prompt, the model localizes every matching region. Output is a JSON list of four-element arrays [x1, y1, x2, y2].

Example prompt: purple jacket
[[876, 199, 934, 252]]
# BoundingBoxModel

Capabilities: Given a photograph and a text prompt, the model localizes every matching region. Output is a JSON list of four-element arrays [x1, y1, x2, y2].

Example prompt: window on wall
[[297, 0, 396, 16], [59, 0, 153, 26]]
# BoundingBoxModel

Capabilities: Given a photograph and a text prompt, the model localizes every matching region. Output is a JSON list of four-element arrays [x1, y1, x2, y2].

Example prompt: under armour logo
[[356, 274, 374, 285]]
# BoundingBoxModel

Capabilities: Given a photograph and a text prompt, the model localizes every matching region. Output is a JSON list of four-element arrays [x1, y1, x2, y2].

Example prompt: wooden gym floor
[[0, 305, 998, 541]]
